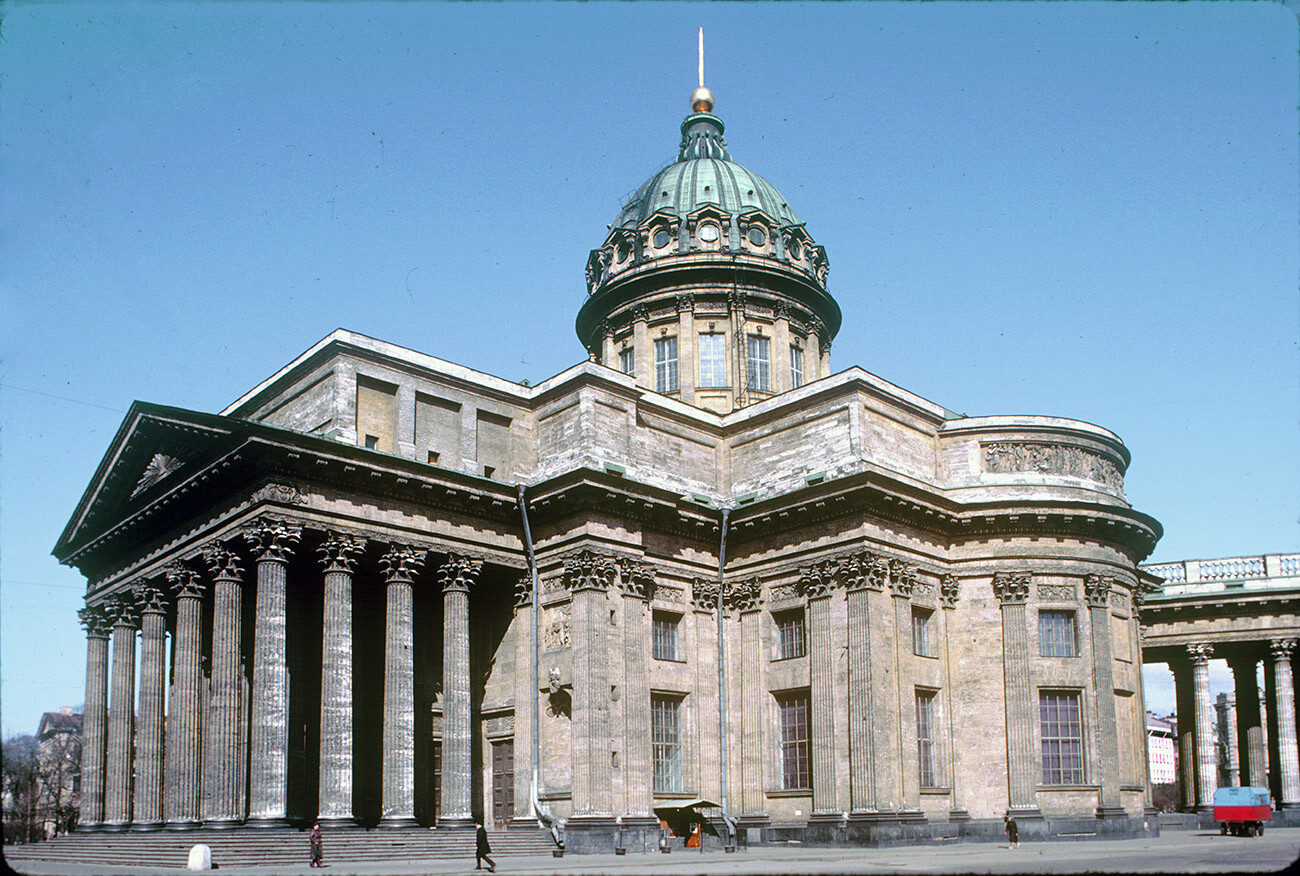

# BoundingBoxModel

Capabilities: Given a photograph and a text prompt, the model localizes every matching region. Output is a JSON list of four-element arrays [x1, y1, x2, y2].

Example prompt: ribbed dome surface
[[610, 113, 800, 230]]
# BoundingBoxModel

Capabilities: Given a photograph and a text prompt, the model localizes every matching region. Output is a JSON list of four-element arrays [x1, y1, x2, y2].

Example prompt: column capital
[[380, 544, 428, 584], [724, 576, 763, 613], [616, 559, 657, 601], [78, 604, 113, 638], [1270, 638, 1297, 661], [1084, 573, 1113, 608], [437, 553, 482, 593], [133, 579, 171, 616], [514, 574, 533, 609], [690, 576, 718, 612], [203, 543, 244, 582], [676, 292, 695, 313], [242, 516, 303, 563], [939, 573, 961, 609], [887, 559, 917, 599], [992, 571, 1032, 605], [842, 552, 885, 593], [105, 592, 141, 629], [164, 563, 206, 600], [1186, 642, 1214, 664], [797, 559, 841, 600], [319, 532, 366, 574], [563, 550, 615, 593]]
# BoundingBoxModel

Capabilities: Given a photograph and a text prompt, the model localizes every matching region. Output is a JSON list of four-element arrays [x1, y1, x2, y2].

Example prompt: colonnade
[[74, 515, 489, 831], [1164, 638, 1300, 811]]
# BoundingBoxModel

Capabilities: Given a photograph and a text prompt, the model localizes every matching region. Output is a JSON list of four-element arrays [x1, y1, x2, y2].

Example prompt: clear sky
[[1, 1, 1296, 738]]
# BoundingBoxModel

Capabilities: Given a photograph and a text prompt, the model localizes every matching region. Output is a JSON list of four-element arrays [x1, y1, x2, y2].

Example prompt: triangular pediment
[[53, 402, 246, 562]]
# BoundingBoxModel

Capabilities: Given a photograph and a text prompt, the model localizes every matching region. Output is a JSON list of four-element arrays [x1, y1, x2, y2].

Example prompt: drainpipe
[[715, 506, 738, 849], [518, 484, 563, 848]]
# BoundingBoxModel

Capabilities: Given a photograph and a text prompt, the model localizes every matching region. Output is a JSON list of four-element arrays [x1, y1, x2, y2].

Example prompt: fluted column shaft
[[807, 592, 838, 815], [511, 578, 535, 823], [203, 548, 245, 826], [166, 568, 205, 828], [1222, 694, 1240, 787], [77, 608, 111, 830], [244, 518, 300, 827], [1085, 577, 1121, 816], [1187, 643, 1217, 810], [620, 584, 652, 817], [133, 587, 169, 830], [380, 546, 425, 827], [846, 583, 875, 814], [739, 606, 764, 816], [992, 574, 1037, 814], [439, 554, 480, 825], [1270, 639, 1300, 806], [104, 599, 140, 829], [1171, 659, 1196, 811], [318, 534, 363, 825], [567, 554, 612, 818], [1230, 656, 1267, 789]]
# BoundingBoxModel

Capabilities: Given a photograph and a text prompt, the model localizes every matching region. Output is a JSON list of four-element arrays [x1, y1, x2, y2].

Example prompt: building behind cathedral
[[55, 83, 1161, 849]]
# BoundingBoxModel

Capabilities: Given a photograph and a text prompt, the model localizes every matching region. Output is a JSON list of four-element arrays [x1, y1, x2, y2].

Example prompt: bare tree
[[37, 728, 82, 836], [2, 734, 40, 843]]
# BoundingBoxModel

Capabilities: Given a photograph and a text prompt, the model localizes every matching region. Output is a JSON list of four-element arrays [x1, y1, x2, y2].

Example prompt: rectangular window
[[619, 347, 635, 376], [652, 612, 680, 661], [1040, 691, 1084, 785], [654, 337, 679, 393], [746, 335, 771, 392], [777, 692, 811, 790], [652, 695, 683, 793], [1039, 610, 1078, 657], [916, 690, 938, 788], [912, 608, 932, 657], [790, 345, 805, 389], [775, 609, 805, 660], [698, 332, 727, 387]]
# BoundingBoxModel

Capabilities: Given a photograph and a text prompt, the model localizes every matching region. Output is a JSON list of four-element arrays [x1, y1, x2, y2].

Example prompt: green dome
[[611, 113, 800, 229]]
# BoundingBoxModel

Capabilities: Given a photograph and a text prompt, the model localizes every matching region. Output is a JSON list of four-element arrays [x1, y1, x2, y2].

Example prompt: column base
[[74, 822, 105, 833], [315, 816, 360, 829], [947, 807, 972, 822], [847, 810, 898, 823], [507, 816, 540, 830], [1279, 801, 1300, 810], [1006, 806, 1044, 820], [202, 817, 245, 830], [100, 821, 130, 832], [245, 816, 292, 829], [897, 809, 927, 824], [435, 816, 476, 830], [129, 821, 164, 832], [1095, 805, 1128, 820], [377, 816, 420, 829], [163, 820, 202, 831]]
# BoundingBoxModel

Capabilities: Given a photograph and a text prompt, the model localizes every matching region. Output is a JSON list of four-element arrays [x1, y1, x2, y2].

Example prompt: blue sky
[[1, 1, 1296, 737]]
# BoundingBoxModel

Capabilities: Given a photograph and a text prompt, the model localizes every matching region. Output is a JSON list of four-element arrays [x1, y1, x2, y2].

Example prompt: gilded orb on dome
[[690, 86, 715, 114]]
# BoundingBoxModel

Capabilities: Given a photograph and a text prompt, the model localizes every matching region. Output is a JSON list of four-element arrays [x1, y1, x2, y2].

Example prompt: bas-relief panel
[[543, 605, 571, 651], [982, 442, 1123, 491]]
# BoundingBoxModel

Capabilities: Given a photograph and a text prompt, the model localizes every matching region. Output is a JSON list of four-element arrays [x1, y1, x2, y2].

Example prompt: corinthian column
[[243, 517, 302, 828], [993, 572, 1040, 818], [1085, 575, 1124, 818], [1221, 693, 1240, 787], [438, 553, 481, 828], [617, 560, 656, 828], [165, 564, 205, 829], [800, 560, 843, 820], [104, 593, 141, 830], [132, 581, 170, 830], [890, 561, 922, 817], [565, 551, 615, 833], [317, 532, 365, 826], [76, 605, 112, 831], [844, 556, 877, 817], [1187, 643, 1217, 811], [1230, 655, 1267, 789], [1269, 639, 1300, 807], [202, 544, 246, 827], [379, 544, 426, 828]]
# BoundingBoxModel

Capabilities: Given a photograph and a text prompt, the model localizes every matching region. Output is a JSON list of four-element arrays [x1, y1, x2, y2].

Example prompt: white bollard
[[187, 844, 212, 871]]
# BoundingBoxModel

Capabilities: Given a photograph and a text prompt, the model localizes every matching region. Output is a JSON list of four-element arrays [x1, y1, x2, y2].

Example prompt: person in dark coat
[[475, 822, 496, 872], [309, 822, 323, 867], [1004, 814, 1019, 849]]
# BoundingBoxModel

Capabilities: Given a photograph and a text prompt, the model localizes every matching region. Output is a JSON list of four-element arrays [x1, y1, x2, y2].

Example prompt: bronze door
[[491, 740, 514, 828]]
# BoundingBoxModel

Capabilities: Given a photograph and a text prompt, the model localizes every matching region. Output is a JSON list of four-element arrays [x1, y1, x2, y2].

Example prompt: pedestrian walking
[[475, 822, 497, 872], [309, 821, 323, 867], [1004, 814, 1019, 849]]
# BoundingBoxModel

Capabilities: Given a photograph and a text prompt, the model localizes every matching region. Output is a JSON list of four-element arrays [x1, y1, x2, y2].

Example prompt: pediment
[[53, 402, 245, 561]]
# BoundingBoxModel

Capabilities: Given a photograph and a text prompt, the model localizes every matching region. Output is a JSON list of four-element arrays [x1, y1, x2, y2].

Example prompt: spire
[[680, 27, 728, 162]]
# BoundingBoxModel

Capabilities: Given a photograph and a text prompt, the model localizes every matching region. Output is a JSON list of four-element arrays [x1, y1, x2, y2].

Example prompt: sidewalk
[[7, 828, 1300, 875]]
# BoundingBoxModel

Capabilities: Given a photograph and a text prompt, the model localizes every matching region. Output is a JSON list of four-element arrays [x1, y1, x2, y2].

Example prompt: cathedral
[[56, 82, 1162, 850]]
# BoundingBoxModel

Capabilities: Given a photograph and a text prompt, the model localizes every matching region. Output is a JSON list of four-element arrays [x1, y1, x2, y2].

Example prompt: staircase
[[5, 826, 556, 869]]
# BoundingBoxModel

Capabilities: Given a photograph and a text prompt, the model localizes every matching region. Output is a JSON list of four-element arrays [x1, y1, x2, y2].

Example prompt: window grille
[[698, 333, 726, 387], [777, 692, 811, 790], [1039, 611, 1077, 657], [652, 695, 683, 792], [746, 335, 771, 392], [1040, 691, 1084, 784], [654, 337, 679, 393]]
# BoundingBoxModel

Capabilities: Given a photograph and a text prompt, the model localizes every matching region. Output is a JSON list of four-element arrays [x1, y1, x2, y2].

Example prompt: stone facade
[[55, 87, 1162, 848]]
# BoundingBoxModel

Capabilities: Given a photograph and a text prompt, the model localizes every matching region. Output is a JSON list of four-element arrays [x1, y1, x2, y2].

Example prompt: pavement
[[6, 828, 1300, 876]]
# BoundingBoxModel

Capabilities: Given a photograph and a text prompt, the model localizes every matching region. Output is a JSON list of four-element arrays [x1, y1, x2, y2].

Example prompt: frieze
[[691, 577, 719, 612], [380, 544, 427, 584], [318, 532, 365, 575], [911, 580, 935, 601], [768, 583, 800, 603], [564, 550, 617, 593], [655, 584, 686, 605], [484, 714, 514, 738], [1111, 592, 1130, 613], [992, 571, 1031, 605], [724, 577, 763, 613], [939, 574, 960, 609], [438, 554, 482, 593], [983, 442, 1123, 490], [250, 482, 310, 506], [1037, 583, 1077, 603], [242, 516, 303, 563]]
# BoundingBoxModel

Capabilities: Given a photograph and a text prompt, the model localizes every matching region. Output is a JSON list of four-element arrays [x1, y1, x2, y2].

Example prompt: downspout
[[715, 506, 738, 848], [518, 483, 564, 848]]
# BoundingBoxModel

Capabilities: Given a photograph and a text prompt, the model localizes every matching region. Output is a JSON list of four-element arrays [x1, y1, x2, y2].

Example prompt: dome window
[[747, 227, 766, 247], [615, 240, 631, 263], [698, 223, 720, 243], [788, 238, 803, 260], [653, 229, 672, 249]]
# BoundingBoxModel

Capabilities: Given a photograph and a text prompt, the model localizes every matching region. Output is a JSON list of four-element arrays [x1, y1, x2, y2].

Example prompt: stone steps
[[6, 827, 556, 868]]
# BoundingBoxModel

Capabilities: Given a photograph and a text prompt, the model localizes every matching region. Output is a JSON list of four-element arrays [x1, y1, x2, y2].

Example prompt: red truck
[[1214, 786, 1272, 837]]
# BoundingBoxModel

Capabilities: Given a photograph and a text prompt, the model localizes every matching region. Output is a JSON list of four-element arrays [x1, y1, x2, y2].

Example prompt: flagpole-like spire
[[690, 26, 715, 114]]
